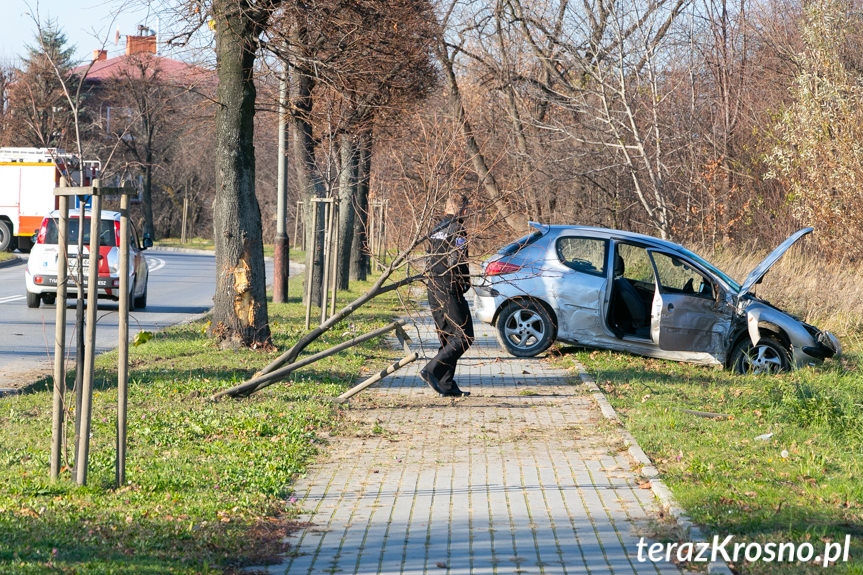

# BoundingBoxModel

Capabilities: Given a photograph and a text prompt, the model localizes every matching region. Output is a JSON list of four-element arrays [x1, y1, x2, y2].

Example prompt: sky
[[0, 0, 187, 65]]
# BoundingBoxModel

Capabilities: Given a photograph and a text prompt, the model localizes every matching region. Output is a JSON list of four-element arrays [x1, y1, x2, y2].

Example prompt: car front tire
[[731, 335, 791, 375], [133, 280, 147, 310], [495, 300, 555, 357]]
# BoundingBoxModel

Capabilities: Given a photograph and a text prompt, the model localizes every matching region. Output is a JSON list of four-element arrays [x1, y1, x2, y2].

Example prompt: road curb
[[150, 246, 217, 256], [0, 255, 25, 269], [152, 246, 275, 262], [576, 365, 734, 575]]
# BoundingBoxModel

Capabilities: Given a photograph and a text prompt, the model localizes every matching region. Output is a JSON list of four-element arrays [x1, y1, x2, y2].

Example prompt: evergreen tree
[[7, 21, 79, 147]]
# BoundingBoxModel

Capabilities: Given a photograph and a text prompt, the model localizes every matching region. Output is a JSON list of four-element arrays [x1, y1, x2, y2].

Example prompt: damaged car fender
[[744, 302, 832, 367]]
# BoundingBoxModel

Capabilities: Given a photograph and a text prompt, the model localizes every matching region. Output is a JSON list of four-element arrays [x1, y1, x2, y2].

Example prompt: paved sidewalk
[[258, 316, 681, 575]]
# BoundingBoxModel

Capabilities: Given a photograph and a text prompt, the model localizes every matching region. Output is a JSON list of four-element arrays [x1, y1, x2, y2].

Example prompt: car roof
[[44, 209, 123, 220], [540, 224, 687, 252]]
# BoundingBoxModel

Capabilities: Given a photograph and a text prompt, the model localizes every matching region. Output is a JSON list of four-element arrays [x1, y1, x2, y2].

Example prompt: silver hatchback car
[[473, 224, 840, 373]]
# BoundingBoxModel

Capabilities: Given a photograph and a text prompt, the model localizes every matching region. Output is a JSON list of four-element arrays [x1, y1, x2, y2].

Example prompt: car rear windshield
[[43, 218, 117, 247], [499, 230, 546, 257]]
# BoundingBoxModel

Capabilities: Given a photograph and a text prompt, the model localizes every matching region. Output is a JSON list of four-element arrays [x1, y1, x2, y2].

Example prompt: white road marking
[[0, 295, 25, 304], [147, 257, 166, 273]]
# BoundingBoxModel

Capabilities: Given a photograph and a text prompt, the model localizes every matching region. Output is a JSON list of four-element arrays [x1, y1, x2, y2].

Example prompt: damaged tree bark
[[211, 0, 272, 348]]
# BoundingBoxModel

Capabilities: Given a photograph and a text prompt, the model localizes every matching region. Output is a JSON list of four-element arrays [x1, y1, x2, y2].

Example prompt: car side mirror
[[142, 233, 153, 249]]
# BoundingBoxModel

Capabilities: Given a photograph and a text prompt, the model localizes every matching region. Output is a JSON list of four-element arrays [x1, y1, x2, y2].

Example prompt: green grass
[[0, 274, 400, 574], [0, 251, 16, 263], [552, 339, 863, 574], [154, 237, 215, 251], [154, 238, 304, 260]]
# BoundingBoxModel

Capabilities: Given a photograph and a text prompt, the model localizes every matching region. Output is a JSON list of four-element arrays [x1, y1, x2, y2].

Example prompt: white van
[[25, 210, 152, 309]]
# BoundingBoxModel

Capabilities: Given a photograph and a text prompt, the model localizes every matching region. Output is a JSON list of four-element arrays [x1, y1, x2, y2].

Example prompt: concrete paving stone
[[264, 308, 680, 575]]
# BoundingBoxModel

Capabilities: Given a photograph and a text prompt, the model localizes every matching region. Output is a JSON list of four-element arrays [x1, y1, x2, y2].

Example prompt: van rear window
[[43, 218, 117, 247]]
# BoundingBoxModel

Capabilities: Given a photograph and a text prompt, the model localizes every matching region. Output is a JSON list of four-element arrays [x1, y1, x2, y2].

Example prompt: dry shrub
[[707, 248, 863, 338]]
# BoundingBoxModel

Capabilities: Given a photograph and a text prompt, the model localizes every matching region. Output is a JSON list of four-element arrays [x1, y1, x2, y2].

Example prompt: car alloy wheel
[[732, 336, 791, 375], [495, 300, 555, 357]]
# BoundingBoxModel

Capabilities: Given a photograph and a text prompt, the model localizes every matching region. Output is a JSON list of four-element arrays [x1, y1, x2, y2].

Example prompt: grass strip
[[0, 273, 402, 574], [153, 238, 304, 261], [552, 337, 863, 574]]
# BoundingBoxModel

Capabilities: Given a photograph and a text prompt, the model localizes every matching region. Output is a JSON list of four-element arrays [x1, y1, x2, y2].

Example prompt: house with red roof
[[70, 33, 216, 239]]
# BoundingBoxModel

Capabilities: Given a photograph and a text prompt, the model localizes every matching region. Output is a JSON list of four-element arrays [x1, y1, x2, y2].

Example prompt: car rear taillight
[[485, 261, 522, 276], [36, 220, 48, 244], [114, 221, 121, 247]]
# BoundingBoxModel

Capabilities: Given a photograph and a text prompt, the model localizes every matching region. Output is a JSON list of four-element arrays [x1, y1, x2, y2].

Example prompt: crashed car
[[473, 224, 840, 373]]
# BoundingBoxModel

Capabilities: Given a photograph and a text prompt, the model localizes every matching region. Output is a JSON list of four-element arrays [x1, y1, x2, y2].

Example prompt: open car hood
[[738, 227, 813, 298]]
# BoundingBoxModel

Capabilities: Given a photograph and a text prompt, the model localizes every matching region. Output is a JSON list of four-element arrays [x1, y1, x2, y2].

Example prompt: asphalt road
[[0, 250, 278, 389]]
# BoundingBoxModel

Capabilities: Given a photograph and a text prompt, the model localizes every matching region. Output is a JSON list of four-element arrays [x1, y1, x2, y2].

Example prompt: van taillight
[[36, 220, 48, 244], [114, 221, 121, 246]]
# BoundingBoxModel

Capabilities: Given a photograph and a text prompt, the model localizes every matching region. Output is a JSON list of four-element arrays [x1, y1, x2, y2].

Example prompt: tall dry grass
[[705, 248, 863, 338]]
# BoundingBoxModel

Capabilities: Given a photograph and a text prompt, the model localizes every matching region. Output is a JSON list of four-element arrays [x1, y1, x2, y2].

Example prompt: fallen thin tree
[[258, 269, 423, 377], [211, 231, 427, 400], [334, 352, 420, 403], [210, 320, 412, 399]]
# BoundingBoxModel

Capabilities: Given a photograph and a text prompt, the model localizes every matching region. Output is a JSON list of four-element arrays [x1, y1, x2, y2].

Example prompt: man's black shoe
[[441, 388, 470, 397], [420, 369, 443, 394]]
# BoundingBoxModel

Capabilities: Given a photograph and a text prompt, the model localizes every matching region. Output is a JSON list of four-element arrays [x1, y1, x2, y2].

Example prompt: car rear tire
[[495, 300, 555, 357], [731, 335, 791, 375], [133, 281, 147, 310], [26, 291, 41, 308], [0, 221, 12, 252]]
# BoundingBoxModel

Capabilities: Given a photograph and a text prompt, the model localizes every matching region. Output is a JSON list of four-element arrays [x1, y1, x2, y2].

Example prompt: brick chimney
[[125, 35, 157, 56], [92, 49, 108, 61]]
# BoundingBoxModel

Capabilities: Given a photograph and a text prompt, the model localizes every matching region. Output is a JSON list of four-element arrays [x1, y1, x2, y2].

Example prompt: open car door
[[647, 250, 733, 353]]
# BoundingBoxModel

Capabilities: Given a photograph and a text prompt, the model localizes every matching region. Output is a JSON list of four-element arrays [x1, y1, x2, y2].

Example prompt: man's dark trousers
[[425, 282, 474, 393]]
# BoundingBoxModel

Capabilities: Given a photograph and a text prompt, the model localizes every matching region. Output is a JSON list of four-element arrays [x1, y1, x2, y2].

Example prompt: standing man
[[420, 193, 474, 397]]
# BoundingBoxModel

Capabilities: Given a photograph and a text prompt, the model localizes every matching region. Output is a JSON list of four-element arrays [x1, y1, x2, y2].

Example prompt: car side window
[[615, 243, 655, 284], [556, 237, 607, 276], [651, 252, 714, 298]]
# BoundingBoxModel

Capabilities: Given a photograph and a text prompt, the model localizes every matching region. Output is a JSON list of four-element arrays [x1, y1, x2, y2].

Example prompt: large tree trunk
[[336, 133, 357, 290], [211, 0, 271, 348], [349, 129, 372, 282], [289, 46, 326, 306]]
